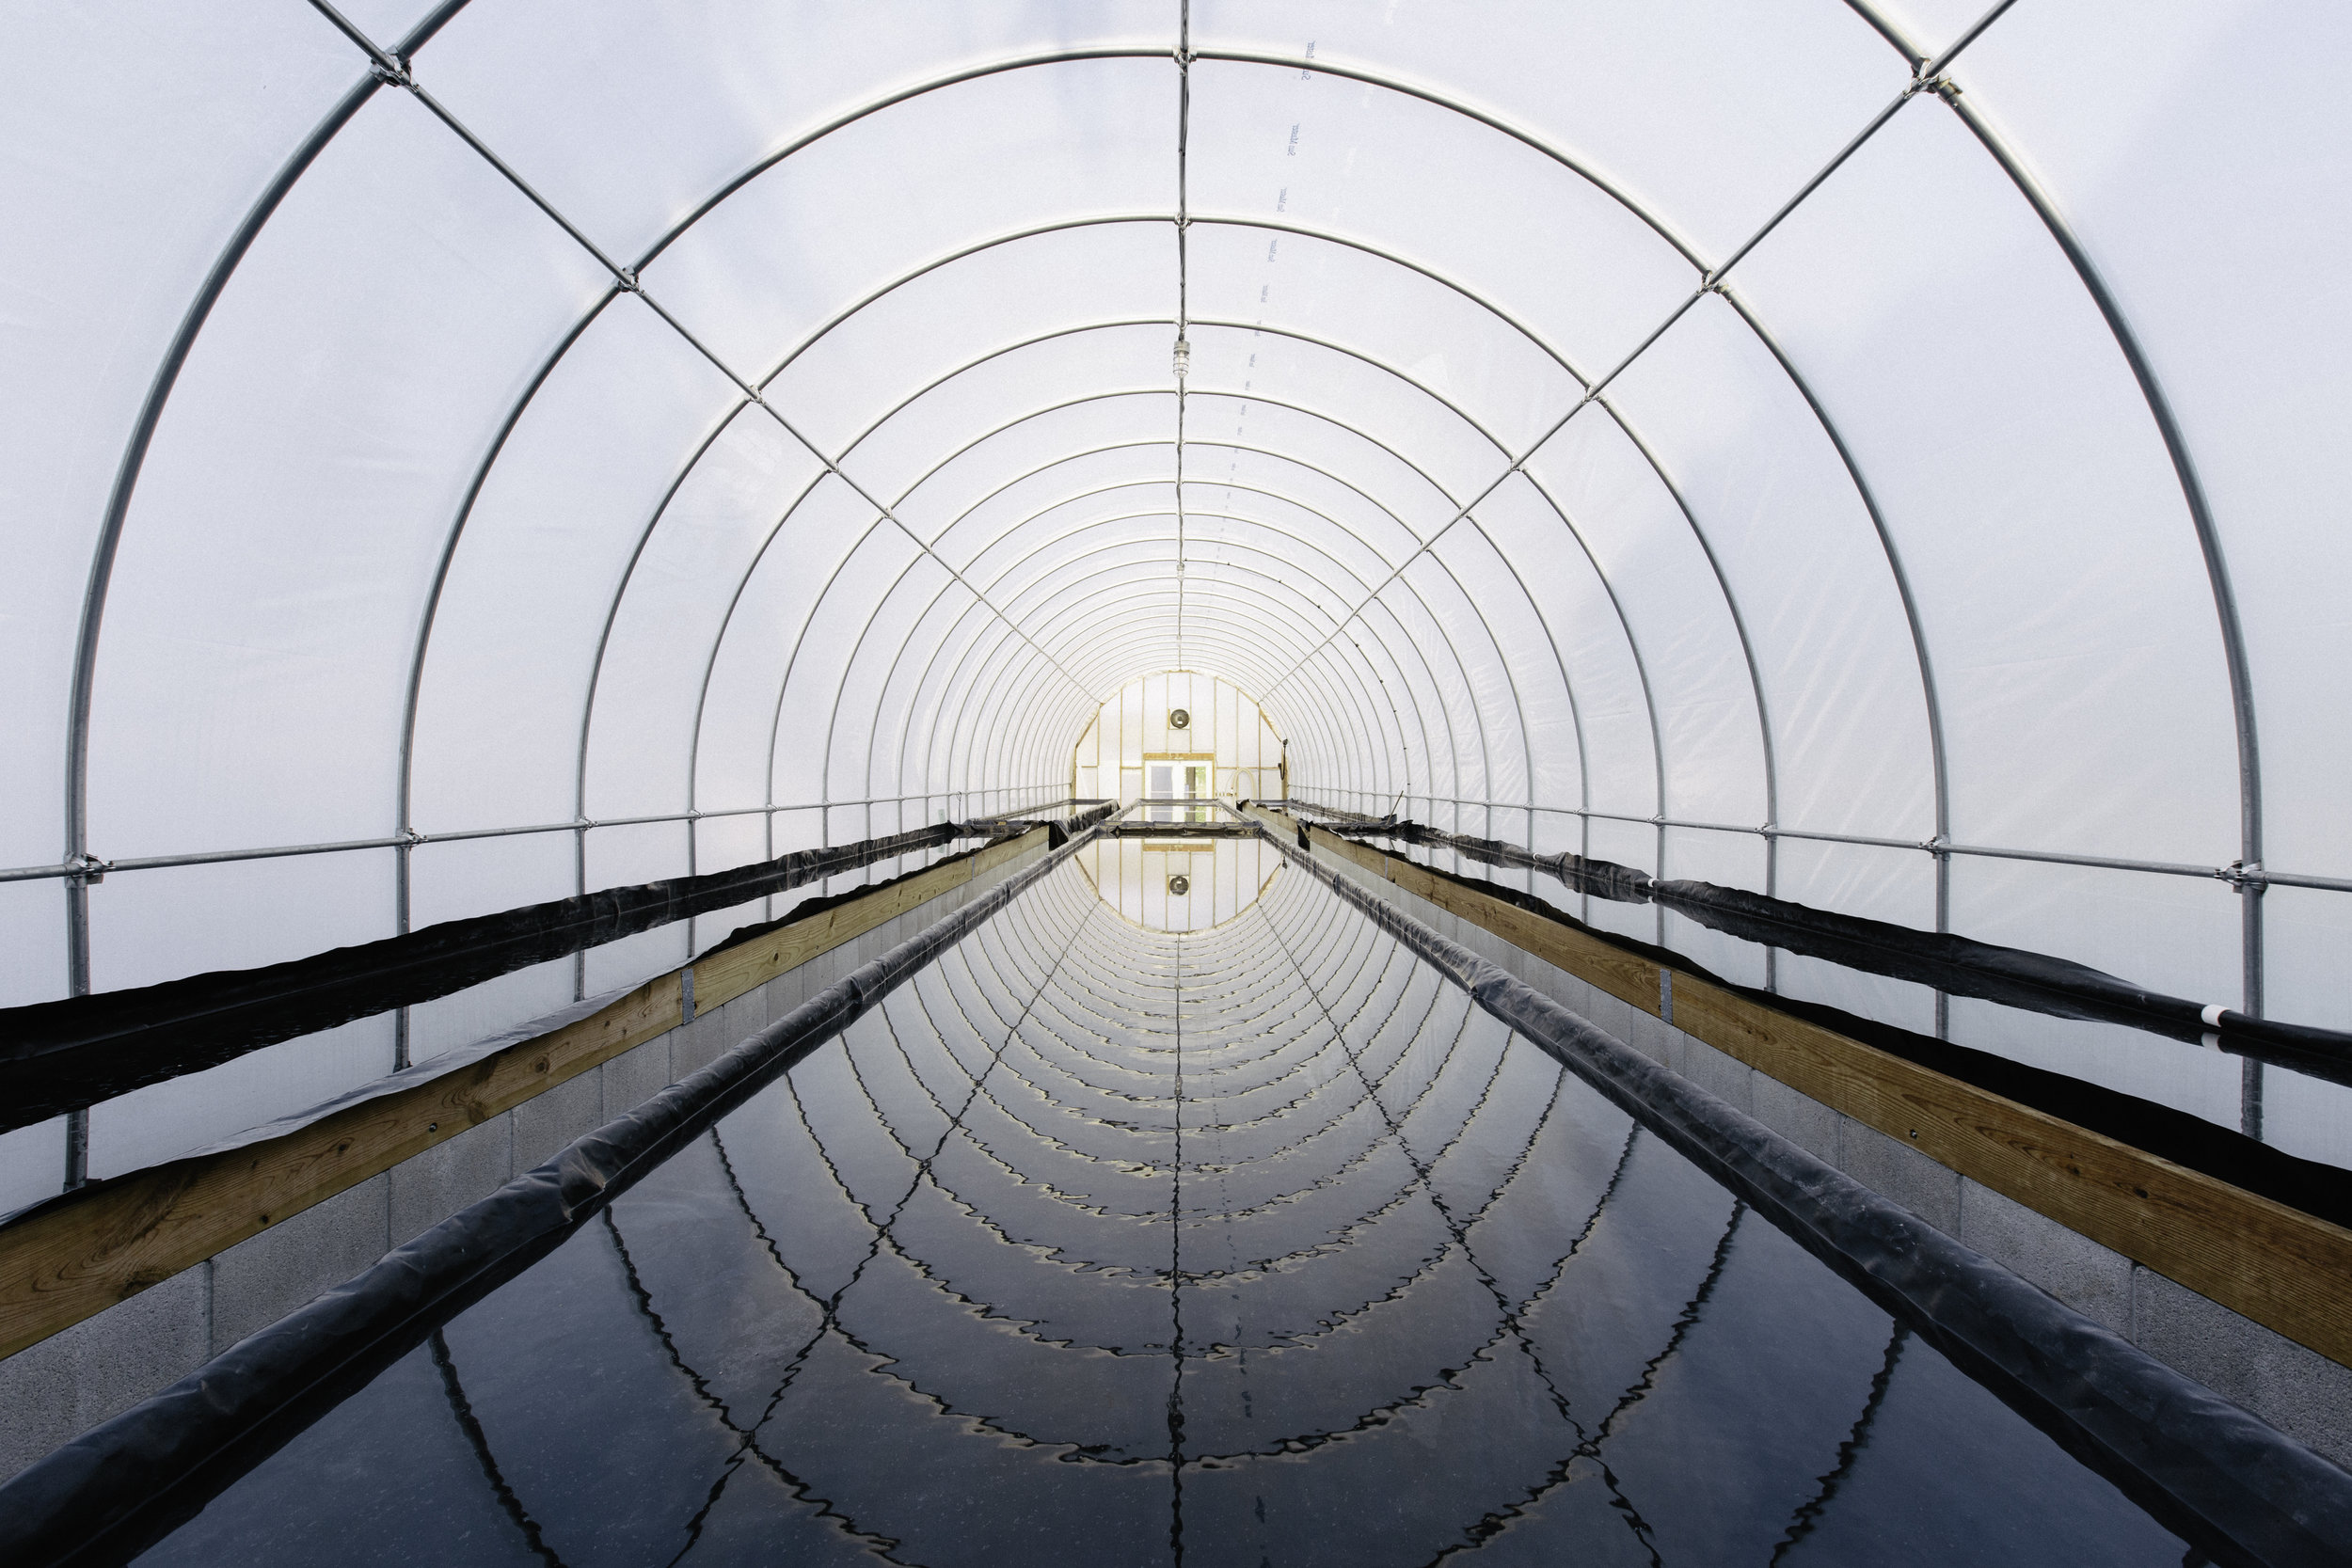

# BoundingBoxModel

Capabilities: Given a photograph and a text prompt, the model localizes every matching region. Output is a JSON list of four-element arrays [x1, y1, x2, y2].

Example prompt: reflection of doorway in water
[[1075, 833, 1282, 932]]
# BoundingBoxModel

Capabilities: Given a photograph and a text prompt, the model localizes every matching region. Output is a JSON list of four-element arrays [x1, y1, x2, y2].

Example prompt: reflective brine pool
[[141, 858, 2188, 1566]]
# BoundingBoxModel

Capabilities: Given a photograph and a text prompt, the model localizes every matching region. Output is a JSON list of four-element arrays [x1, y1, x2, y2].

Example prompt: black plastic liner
[[0, 808, 1120, 1568], [1305, 819, 2352, 1231], [1263, 824, 2352, 1568], [966, 796, 1114, 823], [0, 821, 1031, 1135], [695, 803, 1117, 962], [1325, 818, 2352, 1087], [1260, 797, 1387, 826]]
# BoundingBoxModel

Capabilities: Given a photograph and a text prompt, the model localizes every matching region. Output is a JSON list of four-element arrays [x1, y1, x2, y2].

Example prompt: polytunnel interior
[[5, 2, 2352, 1565]]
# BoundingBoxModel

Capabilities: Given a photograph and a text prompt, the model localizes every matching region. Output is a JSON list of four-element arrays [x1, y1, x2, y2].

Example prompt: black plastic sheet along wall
[[10, 823, 2347, 1567], [0, 822, 1022, 1133], [1318, 818, 2352, 1087]]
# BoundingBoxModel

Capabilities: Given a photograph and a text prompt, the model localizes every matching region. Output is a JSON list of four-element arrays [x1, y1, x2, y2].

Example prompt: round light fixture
[[1168, 874, 1191, 895], [1168, 707, 1190, 730]]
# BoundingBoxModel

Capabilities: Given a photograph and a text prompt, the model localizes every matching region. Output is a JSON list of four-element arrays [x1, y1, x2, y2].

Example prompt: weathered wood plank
[[0, 826, 1052, 1362], [0, 973, 679, 1363], [1292, 820, 1665, 1014], [691, 827, 1045, 1013], [1262, 807, 2352, 1369], [1670, 974, 2352, 1369]]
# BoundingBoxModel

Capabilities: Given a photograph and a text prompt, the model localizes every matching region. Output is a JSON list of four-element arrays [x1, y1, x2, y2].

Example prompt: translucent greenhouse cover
[[3, 0, 2349, 1202]]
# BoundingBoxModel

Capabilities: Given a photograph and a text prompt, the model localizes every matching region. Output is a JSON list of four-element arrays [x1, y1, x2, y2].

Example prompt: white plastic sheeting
[[4, 0, 2348, 1197], [1072, 673, 1282, 803]]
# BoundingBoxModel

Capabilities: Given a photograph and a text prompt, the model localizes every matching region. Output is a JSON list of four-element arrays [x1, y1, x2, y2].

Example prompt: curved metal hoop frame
[[46, 1, 2273, 1174]]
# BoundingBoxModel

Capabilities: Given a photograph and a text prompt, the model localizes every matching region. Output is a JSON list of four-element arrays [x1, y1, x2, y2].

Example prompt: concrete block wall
[[0, 846, 1038, 1482], [1308, 841, 2352, 1471]]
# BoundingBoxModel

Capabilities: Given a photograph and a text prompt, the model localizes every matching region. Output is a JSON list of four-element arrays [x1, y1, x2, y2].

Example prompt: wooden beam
[[1255, 808, 2352, 1370], [691, 826, 1045, 1012], [0, 827, 1050, 1363]]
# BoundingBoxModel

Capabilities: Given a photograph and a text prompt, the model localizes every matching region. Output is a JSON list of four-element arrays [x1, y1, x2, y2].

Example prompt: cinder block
[[668, 1008, 723, 1081], [602, 1033, 675, 1119], [1533, 965, 1603, 1024], [1510, 961, 1569, 1018], [211, 1176, 390, 1354], [2131, 1267, 2352, 1468], [0, 1336, 74, 1483], [1838, 1121, 1961, 1236], [800, 954, 850, 1012], [513, 1069, 603, 1170], [760, 965, 813, 1023], [1423, 908, 1469, 946], [1619, 1004, 1676, 1068], [1750, 1075, 1839, 1163], [1958, 1180, 2131, 1334], [718, 990, 765, 1043], [388, 1115, 513, 1244], [1522, 977, 1588, 1025], [0, 1262, 212, 1482], [1676, 1036, 1754, 1116], [674, 995, 755, 1079], [1457, 926, 1514, 971], [1491, 940, 1542, 985], [1578, 991, 1647, 1057]]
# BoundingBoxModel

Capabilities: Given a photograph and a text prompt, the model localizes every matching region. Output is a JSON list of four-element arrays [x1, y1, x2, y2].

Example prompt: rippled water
[[142, 855, 2187, 1566]]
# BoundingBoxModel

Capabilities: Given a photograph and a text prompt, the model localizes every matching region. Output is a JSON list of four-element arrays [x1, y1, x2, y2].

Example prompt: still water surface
[[142, 853, 2187, 1566]]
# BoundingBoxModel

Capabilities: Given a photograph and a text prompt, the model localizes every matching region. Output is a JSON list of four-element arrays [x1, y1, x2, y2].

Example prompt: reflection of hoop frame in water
[[579, 863, 1761, 1556]]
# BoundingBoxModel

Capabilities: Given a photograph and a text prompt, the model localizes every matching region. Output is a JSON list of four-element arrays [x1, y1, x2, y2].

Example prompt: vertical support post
[[571, 821, 588, 1002], [1525, 802, 1536, 909], [63, 869, 92, 1190], [1579, 806, 1591, 926], [393, 836, 413, 1070], [64, 876, 90, 997], [64, 1106, 89, 1192], [1654, 818, 1667, 949], [1933, 840, 1951, 1040], [2241, 878, 2265, 1139]]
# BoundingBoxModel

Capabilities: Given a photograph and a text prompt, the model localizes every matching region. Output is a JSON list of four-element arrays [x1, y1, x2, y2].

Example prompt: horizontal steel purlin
[[0, 786, 1068, 885], [1282, 789, 2350, 895]]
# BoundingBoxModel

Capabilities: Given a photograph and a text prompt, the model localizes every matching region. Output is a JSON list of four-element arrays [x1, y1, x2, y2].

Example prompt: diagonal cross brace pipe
[[303, 0, 1098, 715]]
